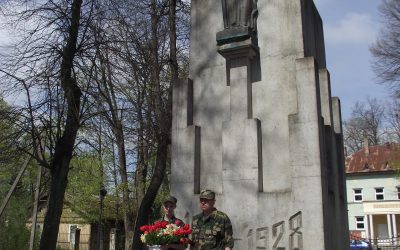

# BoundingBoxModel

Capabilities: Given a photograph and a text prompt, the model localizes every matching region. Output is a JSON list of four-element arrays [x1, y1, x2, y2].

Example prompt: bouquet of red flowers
[[140, 220, 192, 246]]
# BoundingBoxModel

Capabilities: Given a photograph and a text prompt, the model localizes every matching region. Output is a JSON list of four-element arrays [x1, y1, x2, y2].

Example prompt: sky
[[313, 0, 388, 120], [0, 0, 389, 120]]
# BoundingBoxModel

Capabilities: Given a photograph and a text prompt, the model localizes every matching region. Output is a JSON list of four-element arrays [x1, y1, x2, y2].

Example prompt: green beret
[[163, 195, 177, 205], [200, 189, 215, 200]]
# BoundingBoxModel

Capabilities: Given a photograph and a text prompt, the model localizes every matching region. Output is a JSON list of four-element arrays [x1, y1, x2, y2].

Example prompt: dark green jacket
[[162, 215, 184, 226], [191, 209, 234, 250]]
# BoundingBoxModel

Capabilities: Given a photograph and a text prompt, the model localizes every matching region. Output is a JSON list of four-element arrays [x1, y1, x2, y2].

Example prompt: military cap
[[199, 189, 215, 200], [163, 195, 177, 205]]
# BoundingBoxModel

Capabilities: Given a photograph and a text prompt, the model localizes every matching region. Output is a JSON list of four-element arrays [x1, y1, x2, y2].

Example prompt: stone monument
[[171, 0, 349, 249]]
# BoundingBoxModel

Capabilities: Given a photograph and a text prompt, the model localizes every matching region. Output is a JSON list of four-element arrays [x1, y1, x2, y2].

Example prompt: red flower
[[140, 225, 148, 232], [153, 220, 168, 229], [174, 228, 183, 236], [148, 225, 157, 232], [140, 221, 193, 245]]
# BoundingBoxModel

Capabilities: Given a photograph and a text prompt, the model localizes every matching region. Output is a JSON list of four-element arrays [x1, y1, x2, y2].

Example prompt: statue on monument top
[[217, 0, 258, 46]]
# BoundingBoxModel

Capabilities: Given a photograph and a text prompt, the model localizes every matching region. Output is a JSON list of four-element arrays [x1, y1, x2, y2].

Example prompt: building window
[[353, 189, 363, 202], [69, 225, 78, 243], [397, 187, 400, 200], [375, 187, 384, 200], [355, 216, 365, 230]]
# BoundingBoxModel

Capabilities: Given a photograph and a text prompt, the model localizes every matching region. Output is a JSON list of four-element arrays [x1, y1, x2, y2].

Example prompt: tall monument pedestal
[[171, 1, 349, 249]]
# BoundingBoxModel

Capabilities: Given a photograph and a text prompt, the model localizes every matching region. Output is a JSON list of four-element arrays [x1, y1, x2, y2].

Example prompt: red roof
[[345, 143, 400, 173]]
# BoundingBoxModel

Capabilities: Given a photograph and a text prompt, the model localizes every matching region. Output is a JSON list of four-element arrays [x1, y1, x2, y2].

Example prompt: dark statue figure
[[222, 0, 254, 29], [217, 0, 258, 45]]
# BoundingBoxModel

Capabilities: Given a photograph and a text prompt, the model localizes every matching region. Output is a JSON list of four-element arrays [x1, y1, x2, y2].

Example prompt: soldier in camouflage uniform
[[162, 196, 184, 225], [160, 196, 186, 250], [191, 190, 234, 250]]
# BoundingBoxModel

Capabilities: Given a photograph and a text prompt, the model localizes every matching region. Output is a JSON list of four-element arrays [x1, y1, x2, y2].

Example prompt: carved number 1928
[[247, 212, 302, 250]]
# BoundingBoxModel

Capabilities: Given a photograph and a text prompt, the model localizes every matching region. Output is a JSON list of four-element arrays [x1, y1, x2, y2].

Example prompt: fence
[[352, 236, 400, 250]]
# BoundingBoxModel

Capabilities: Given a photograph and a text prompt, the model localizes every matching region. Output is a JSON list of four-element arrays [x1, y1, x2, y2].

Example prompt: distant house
[[346, 142, 400, 245], [30, 207, 92, 250], [30, 206, 115, 250]]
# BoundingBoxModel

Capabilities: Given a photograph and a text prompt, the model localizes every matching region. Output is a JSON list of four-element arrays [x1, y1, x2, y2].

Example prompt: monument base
[[217, 37, 259, 60], [216, 26, 254, 45]]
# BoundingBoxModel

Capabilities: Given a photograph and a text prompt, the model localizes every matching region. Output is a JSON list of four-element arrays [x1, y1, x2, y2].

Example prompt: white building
[[346, 143, 400, 244]]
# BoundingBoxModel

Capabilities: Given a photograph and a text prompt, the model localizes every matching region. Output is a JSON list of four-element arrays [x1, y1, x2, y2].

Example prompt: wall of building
[[347, 174, 399, 202], [347, 172, 400, 235]]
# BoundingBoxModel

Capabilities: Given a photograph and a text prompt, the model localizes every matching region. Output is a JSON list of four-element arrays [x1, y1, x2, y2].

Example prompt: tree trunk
[[131, 0, 176, 248], [39, 0, 82, 249], [134, 93, 148, 212], [169, 0, 178, 82], [113, 123, 133, 250], [132, 138, 169, 249]]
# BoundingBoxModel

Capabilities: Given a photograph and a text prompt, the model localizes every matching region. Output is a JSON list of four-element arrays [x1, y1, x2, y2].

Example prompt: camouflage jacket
[[162, 215, 184, 226], [191, 209, 234, 250]]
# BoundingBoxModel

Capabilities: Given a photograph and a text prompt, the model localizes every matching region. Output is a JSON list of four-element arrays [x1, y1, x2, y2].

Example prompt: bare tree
[[1, 0, 190, 249], [131, 0, 187, 248], [78, 1, 189, 248], [35, 0, 83, 248], [371, 0, 400, 90], [383, 98, 400, 143], [92, 41, 134, 249], [343, 98, 385, 154], [0, 0, 92, 248]]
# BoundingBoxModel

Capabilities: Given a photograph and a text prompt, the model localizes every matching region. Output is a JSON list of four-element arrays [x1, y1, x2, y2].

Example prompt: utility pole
[[98, 184, 107, 250], [0, 156, 31, 218]]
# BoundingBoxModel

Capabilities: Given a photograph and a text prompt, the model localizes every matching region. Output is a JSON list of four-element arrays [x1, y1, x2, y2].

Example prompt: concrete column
[[171, 78, 201, 222], [222, 118, 262, 250], [332, 97, 343, 134], [369, 215, 374, 241], [219, 46, 261, 250], [318, 69, 333, 126], [392, 214, 397, 239], [229, 58, 252, 121], [365, 215, 370, 239], [172, 78, 193, 129], [388, 214, 393, 239]]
